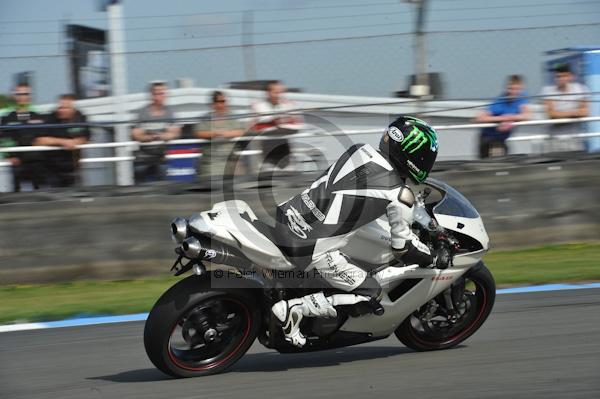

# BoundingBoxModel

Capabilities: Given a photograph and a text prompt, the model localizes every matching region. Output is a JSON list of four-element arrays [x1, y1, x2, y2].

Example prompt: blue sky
[[0, 0, 598, 102]]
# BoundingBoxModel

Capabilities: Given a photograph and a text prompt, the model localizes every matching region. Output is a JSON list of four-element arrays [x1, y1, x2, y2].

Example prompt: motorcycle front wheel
[[144, 274, 260, 378], [395, 261, 495, 351]]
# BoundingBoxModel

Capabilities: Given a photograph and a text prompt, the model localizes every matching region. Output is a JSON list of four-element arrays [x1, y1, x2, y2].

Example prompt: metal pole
[[411, 0, 429, 114], [107, 1, 134, 185], [242, 10, 256, 81]]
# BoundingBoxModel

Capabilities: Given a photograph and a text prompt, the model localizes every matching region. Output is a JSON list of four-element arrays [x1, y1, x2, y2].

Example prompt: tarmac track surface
[[1, 289, 599, 399]]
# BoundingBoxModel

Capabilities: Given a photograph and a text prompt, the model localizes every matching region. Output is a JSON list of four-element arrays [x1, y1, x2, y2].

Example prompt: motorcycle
[[144, 178, 495, 378]]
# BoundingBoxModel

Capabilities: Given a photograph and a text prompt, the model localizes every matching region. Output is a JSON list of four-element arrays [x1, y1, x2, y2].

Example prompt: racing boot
[[272, 292, 370, 347], [271, 292, 337, 347]]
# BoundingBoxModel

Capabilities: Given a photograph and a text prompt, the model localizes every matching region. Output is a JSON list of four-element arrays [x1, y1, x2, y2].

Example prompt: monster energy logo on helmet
[[400, 117, 438, 153]]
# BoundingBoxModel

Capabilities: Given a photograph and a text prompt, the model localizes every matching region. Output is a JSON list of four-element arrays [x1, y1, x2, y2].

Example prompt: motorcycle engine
[[307, 315, 343, 337]]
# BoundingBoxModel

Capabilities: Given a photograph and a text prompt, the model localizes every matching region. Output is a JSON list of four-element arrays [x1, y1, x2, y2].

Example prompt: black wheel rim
[[167, 296, 251, 371], [408, 276, 488, 346]]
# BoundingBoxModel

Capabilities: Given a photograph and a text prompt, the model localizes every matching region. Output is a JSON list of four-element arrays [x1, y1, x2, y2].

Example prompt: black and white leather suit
[[275, 143, 434, 300]]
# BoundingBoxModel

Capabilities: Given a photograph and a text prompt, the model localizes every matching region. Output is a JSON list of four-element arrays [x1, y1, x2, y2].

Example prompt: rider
[[271, 116, 443, 347]]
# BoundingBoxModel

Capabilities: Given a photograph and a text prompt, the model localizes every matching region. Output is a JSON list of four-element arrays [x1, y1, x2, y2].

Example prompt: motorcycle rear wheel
[[144, 274, 260, 378], [395, 261, 495, 351]]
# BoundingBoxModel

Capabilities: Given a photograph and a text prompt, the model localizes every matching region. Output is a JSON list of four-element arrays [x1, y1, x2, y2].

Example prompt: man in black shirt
[[35, 94, 90, 187], [0, 83, 46, 191]]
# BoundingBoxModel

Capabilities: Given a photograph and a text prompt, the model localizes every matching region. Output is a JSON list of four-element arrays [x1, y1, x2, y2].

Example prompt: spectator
[[194, 91, 245, 178], [250, 80, 302, 170], [541, 63, 590, 151], [0, 83, 46, 191], [34, 94, 90, 187], [475, 75, 531, 158], [131, 81, 181, 182]]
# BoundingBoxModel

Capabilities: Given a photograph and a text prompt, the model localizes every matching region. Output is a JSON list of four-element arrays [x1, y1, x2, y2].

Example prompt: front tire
[[144, 274, 260, 378], [395, 261, 495, 351]]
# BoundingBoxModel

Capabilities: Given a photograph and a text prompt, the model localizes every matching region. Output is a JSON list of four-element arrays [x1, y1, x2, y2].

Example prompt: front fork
[[435, 277, 467, 324]]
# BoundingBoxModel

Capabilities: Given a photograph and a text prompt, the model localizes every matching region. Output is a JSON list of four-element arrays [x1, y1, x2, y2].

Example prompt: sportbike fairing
[[343, 179, 489, 267]]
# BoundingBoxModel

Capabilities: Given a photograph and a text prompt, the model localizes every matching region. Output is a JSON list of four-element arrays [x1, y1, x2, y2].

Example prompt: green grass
[[0, 277, 179, 324], [1, 243, 599, 324], [485, 242, 600, 286]]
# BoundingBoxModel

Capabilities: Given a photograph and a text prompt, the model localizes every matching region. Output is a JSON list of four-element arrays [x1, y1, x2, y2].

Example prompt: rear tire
[[144, 274, 260, 378], [395, 261, 495, 351]]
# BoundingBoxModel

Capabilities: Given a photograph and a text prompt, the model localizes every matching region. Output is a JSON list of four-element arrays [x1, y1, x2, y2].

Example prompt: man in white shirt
[[250, 81, 302, 170], [541, 64, 589, 151]]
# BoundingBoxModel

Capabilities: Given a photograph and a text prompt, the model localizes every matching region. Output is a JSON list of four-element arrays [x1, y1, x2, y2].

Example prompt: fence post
[[107, 0, 134, 185]]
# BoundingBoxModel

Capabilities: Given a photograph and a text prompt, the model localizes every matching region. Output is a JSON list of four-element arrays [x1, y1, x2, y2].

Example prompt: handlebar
[[412, 191, 461, 260]]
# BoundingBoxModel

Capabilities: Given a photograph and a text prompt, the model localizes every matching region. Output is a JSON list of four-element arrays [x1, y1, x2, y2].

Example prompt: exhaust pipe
[[171, 217, 188, 243], [181, 237, 202, 259], [180, 236, 251, 269]]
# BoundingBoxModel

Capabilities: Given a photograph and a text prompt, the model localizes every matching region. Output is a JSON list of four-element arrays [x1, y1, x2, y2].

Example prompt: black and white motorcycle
[[144, 179, 495, 378]]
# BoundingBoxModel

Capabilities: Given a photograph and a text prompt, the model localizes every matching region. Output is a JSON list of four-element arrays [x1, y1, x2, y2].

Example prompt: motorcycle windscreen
[[431, 182, 479, 219], [428, 180, 489, 252]]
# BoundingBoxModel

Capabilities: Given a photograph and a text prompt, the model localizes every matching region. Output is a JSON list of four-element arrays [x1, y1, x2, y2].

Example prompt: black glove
[[392, 240, 434, 268]]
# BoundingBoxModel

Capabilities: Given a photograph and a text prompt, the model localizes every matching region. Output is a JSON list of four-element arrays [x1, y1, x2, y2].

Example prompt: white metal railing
[[80, 156, 136, 164]]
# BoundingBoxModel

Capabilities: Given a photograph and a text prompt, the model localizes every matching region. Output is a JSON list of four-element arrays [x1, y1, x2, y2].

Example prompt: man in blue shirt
[[475, 75, 531, 158]]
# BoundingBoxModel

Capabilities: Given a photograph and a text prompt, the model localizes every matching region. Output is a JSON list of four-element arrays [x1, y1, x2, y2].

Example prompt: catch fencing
[[1, 19, 599, 101]]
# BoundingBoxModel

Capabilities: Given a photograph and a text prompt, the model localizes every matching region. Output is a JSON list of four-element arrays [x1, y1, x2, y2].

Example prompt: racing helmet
[[379, 116, 438, 183]]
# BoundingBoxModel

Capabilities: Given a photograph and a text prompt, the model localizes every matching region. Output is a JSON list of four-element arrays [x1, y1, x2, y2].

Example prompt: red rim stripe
[[167, 298, 252, 372]]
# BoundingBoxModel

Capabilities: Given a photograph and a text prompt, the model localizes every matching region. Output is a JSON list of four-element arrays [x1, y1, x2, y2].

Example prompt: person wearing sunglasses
[[194, 91, 245, 179], [0, 83, 46, 191]]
